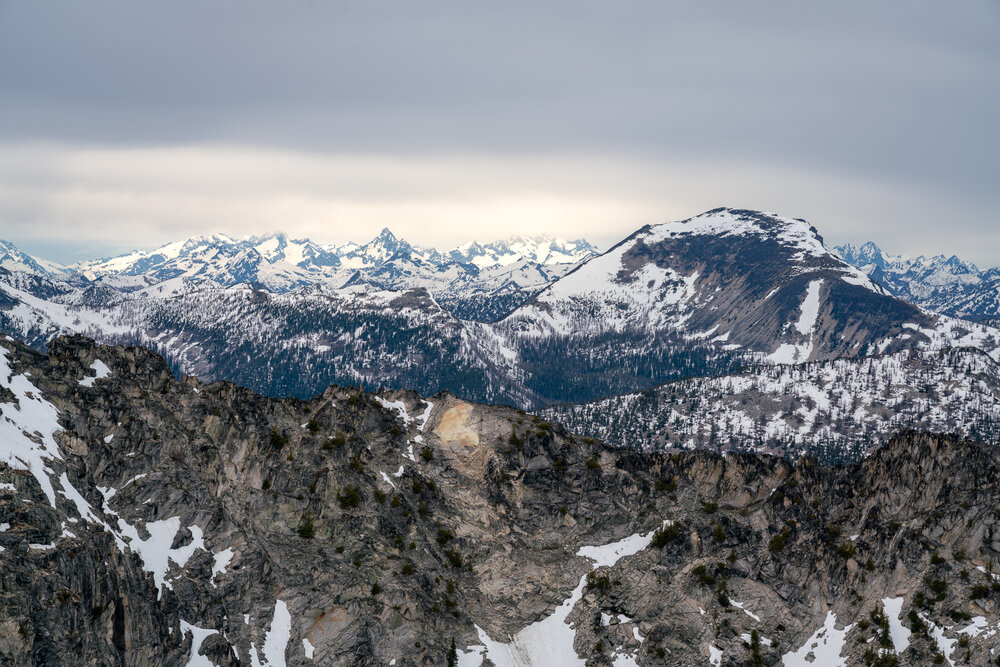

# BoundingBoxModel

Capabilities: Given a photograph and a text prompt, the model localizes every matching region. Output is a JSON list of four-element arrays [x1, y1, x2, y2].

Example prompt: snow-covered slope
[[0, 240, 60, 275], [0, 275, 534, 406], [498, 208, 997, 368], [541, 347, 1000, 463]]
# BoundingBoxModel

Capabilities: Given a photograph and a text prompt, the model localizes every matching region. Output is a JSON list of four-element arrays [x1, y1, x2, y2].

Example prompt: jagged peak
[[373, 227, 398, 242]]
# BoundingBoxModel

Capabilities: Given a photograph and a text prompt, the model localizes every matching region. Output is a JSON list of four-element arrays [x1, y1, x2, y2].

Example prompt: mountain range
[[836, 241, 1000, 325], [0, 231, 598, 323], [2, 208, 999, 459]]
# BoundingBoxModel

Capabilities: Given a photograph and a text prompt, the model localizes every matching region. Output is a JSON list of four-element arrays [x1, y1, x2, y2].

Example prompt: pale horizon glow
[[4, 142, 998, 266]]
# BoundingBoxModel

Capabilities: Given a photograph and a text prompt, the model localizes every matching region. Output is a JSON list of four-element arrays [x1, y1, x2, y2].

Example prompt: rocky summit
[[1, 335, 1000, 665]]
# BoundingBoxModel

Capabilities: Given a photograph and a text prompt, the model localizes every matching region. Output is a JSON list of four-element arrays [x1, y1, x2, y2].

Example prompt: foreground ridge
[[0, 336, 999, 664]]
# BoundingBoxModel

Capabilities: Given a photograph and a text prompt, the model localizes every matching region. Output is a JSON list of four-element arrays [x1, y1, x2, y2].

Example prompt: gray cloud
[[0, 1, 997, 262]]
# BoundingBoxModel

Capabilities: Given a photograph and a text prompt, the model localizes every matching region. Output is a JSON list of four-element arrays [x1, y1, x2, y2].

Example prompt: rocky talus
[[1, 335, 1000, 665]]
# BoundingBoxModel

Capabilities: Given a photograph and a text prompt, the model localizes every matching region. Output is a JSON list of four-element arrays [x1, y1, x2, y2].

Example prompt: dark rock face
[[2, 336, 1000, 665]]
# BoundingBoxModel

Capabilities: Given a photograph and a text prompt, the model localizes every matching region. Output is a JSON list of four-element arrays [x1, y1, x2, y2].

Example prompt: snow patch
[[881, 597, 910, 653], [0, 346, 66, 507], [794, 280, 823, 335], [212, 548, 235, 584], [115, 517, 206, 599], [729, 600, 760, 622], [470, 523, 667, 666], [782, 612, 853, 666], [78, 359, 111, 387], [181, 620, 219, 667], [251, 600, 292, 667]]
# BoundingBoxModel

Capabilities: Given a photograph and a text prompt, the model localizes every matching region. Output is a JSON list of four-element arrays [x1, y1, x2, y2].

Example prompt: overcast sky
[[1, 1, 997, 264]]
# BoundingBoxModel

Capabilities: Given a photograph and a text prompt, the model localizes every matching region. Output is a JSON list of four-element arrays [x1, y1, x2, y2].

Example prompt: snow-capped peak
[[835, 241, 893, 270], [646, 208, 829, 261], [0, 240, 57, 275]]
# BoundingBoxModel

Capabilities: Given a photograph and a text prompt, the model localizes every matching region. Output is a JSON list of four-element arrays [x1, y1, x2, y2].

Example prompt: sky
[[0, 1, 998, 264]]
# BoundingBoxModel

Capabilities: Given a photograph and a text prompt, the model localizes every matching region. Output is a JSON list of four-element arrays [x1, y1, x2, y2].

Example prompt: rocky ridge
[[3, 337, 1000, 665]]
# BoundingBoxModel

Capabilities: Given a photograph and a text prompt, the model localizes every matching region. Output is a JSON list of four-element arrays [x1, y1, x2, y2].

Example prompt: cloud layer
[[0, 1, 997, 262]]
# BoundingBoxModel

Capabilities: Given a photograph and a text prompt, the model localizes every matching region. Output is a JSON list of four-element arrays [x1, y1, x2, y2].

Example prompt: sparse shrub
[[297, 512, 315, 539], [650, 523, 680, 548], [337, 485, 362, 508], [656, 477, 677, 493], [748, 629, 763, 666], [692, 565, 716, 586], [949, 609, 972, 622], [925, 576, 948, 599], [269, 428, 287, 449], [970, 583, 989, 600], [827, 523, 842, 541], [585, 571, 611, 591], [325, 432, 346, 450], [837, 541, 857, 558], [306, 419, 320, 434], [444, 548, 463, 568], [769, 527, 791, 553], [420, 446, 433, 461]]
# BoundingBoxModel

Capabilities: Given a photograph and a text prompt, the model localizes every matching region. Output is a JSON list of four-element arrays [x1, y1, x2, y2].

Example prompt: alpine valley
[[3, 208, 1000, 666]]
